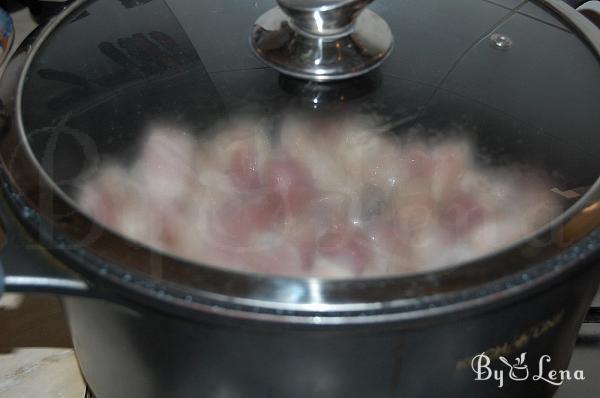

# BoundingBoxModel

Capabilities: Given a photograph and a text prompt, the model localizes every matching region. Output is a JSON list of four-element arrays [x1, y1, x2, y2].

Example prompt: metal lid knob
[[251, 0, 393, 82]]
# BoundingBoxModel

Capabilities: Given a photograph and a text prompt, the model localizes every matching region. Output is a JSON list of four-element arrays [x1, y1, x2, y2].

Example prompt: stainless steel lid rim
[[3, 156, 600, 324]]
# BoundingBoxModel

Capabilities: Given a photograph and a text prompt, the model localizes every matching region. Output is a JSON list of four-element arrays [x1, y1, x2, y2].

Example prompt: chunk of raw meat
[[76, 115, 562, 278]]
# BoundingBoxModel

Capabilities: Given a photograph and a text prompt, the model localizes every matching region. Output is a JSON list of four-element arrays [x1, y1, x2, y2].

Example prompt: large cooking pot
[[1, 0, 600, 397]]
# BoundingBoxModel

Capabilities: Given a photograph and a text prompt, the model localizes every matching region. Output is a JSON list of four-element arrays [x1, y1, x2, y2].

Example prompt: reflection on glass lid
[[15, 0, 600, 278]]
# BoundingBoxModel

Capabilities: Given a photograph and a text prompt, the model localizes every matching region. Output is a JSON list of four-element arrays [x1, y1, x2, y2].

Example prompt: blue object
[[0, 7, 14, 64]]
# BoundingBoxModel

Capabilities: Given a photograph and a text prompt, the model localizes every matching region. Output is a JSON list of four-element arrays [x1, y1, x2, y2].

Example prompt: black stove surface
[[554, 319, 600, 397]]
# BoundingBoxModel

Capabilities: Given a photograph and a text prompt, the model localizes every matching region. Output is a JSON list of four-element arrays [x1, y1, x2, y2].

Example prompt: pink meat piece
[[196, 119, 270, 192], [438, 191, 486, 238], [286, 224, 318, 270], [364, 143, 406, 192], [386, 191, 435, 238], [77, 165, 166, 248], [77, 118, 563, 279], [229, 145, 261, 190], [366, 218, 409, 258], [279, 116, 350, 195], [405, 144, 435, 180], [431, 140, 472, 202], [243, 234, 309, 276], [78, 175, 117, 226], [309, 191, 353, 232], [173, 204, 311, 276], [318, 225, 373, 275], [320, 117, 408, 206], [135, 128, 196, 203], [212, 190, 283, 243], [263, 156, 316, 218]]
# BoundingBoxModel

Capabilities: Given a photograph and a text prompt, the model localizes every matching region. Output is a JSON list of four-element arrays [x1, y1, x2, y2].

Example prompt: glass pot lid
[[3, 0, 600, 315]]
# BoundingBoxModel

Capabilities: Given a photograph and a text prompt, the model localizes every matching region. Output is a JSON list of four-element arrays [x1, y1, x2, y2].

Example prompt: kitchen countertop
[[0, 294, 86, 398]]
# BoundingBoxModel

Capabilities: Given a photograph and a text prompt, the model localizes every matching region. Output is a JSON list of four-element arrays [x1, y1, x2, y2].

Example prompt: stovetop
[[555, 320, 600, 397]]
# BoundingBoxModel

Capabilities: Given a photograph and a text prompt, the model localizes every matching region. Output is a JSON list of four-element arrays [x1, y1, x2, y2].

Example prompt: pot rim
[[1, 0, 600, 324]]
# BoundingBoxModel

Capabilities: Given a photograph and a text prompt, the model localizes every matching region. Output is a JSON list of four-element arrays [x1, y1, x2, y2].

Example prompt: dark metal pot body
[[63, 259, 599, 398]]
